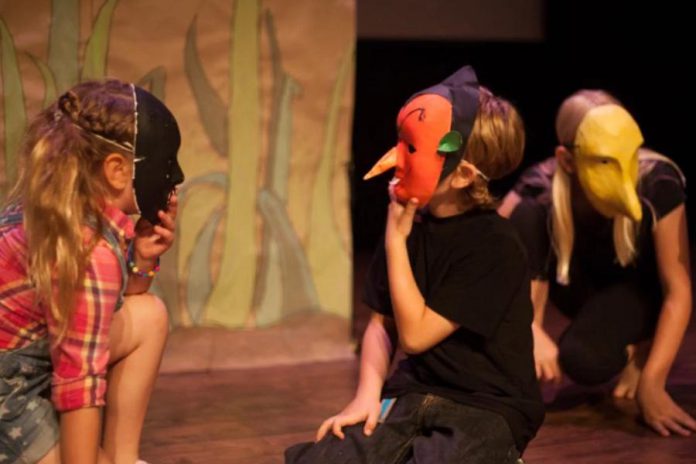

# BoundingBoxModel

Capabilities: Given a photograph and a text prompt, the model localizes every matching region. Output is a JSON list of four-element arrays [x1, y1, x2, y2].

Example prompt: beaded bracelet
[[127, 244, 160, 278]]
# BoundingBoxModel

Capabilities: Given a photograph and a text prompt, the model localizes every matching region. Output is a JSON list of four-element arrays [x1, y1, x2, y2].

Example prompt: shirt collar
[[101, 205, 135, 241]]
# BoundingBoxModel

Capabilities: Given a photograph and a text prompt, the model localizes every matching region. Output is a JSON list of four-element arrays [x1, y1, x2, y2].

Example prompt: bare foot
[[613, 342, 649, 400]]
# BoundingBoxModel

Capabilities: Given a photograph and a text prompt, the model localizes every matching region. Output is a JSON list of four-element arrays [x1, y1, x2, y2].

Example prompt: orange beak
[[363, 147, 397, 180]]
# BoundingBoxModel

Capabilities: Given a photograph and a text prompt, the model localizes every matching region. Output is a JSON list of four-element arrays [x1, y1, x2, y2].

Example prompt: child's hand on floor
[[638, 379, 696, 437], [315, 395, 382, 441]]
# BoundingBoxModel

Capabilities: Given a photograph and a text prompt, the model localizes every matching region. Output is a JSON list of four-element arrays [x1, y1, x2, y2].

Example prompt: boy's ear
[[555, 145, 575, 174], [451, 161, 476, 189], [102, 153, 132, 191]]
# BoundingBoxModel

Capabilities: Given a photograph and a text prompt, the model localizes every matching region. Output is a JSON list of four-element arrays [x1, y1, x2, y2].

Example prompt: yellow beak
[[363, 147, 397, 180], [619, 175, 643, 221]]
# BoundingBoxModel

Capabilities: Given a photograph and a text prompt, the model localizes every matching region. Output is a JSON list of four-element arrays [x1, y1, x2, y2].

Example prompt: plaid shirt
[[0, 205, 134, 411]]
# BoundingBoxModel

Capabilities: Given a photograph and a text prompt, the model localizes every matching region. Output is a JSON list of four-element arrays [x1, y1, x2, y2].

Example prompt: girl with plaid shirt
[[1, 79, 183, 464]]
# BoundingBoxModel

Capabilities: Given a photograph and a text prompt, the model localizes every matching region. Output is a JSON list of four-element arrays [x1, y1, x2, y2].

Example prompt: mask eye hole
[[594, 155, 613, 165], [407, 143, 416, 154]]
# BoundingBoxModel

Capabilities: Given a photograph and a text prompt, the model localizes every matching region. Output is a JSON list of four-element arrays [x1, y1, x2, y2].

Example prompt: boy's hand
[[315, 395, 382, 441], [386, 198, 419, 247], [132, 194, 178, 263]]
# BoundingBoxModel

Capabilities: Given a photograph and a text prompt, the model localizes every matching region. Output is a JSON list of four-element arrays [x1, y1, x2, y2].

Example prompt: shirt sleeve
[[361, 238, 393, 316], [508, 198, 552, 280], [512, 158, 556, 201], [426, 233, 528, 338], [48, 241, 122, 412], [641, 160, 687, 222]]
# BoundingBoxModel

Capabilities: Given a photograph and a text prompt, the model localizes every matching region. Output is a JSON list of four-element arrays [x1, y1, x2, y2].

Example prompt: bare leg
[[102, 294, 168, 464], [36, 445, 114, 464], [35, 445, 61, 464]]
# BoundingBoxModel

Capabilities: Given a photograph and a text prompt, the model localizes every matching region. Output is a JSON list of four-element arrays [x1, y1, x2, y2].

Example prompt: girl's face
[[103, 154, 139, 215], [121, 180, 138, 214], [122, 168, 140, 215]]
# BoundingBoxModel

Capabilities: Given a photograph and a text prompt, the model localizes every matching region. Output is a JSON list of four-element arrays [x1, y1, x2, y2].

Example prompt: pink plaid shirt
[[0, 205, 134, 411]]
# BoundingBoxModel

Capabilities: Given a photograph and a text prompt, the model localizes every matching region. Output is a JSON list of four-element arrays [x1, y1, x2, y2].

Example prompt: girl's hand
[[531, 323, 562, 384], [133, 194, 178, 263], [638, 379, 696, 437]]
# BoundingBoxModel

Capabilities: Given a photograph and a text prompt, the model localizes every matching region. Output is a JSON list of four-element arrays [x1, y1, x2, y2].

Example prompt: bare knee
[[122, 293, 169, 338], [36, 445, 60, 464]]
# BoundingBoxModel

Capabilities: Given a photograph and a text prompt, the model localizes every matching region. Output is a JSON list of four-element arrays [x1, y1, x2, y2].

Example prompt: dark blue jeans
[[285, 393, 520, 464]]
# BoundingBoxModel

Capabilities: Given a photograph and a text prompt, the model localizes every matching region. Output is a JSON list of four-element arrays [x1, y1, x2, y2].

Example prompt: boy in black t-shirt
[[285, 66, 543, 464]]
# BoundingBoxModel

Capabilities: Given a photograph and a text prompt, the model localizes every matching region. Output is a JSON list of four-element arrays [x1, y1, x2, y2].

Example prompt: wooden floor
[[140, 315, 696, 463], [140, 251, 696, 463]]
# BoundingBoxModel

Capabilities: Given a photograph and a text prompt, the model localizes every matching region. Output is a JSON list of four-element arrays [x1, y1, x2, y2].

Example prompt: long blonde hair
[[552, 89, 639, 285], [462, 87, 525, 208], [6, 79, 135, 339]]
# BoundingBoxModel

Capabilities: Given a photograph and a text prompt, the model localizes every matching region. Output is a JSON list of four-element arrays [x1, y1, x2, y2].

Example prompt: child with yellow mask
[[499, 89, 695, 437]]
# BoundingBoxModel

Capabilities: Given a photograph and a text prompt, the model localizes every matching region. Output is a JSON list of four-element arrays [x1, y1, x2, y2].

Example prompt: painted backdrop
[[0, 0, 354, 338]]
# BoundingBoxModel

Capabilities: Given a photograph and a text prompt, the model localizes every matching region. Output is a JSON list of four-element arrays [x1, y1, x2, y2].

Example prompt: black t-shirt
[[510, 154, 686, 289], [363, 208, 545, 452]]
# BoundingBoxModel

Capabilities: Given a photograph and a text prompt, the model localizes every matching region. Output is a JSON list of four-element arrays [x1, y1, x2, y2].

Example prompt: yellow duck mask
[[572, 104, 644, 221]]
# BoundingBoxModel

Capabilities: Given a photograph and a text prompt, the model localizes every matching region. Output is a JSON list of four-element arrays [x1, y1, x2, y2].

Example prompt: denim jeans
[[0, 340, 58, 464], [285, 392, 521, 464]]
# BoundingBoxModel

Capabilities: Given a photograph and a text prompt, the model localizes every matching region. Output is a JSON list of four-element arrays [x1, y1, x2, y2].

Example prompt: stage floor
[[140, 313, 696, 463]]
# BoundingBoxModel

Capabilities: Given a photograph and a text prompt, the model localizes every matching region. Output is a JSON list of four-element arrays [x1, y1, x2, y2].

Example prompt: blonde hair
[[462, 87, 525, 209], [6, 79, 135, 339], [552, 89, 635, 285]]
